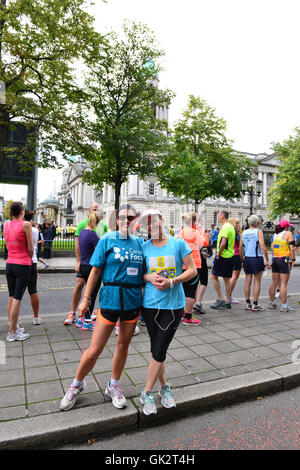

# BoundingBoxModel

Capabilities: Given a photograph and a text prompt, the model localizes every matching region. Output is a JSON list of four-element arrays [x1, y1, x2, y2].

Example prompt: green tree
[[0, 0, 100, 179], [3, 198, 13, 219], [57, 21, 174, 210], [156, 96, 255, 210], [268, 128, 300, 218]]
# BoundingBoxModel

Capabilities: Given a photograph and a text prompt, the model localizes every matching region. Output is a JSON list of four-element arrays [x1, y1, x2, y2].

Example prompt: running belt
[[103, 282, 143, 312]]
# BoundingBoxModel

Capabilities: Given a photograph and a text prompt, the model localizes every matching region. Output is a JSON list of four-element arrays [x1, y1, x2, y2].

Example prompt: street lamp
[[242, 178, 263, 215]]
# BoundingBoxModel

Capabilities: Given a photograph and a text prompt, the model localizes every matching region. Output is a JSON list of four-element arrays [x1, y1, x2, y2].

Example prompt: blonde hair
[[87, 210, 101, 231], [229, 217, 240, 227], [183, 212, 197, 226]]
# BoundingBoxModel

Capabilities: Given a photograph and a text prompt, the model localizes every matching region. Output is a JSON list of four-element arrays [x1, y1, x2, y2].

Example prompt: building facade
[[52, 151, 299, 232]]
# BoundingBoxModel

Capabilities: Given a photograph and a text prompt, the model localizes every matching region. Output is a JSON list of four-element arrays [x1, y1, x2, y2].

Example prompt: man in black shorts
[[210, 211, 235, 309]]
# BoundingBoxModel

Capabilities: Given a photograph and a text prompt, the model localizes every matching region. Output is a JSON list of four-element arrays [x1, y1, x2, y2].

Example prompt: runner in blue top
[[138, 209, 197, 416], [60, 204, 144, 412]]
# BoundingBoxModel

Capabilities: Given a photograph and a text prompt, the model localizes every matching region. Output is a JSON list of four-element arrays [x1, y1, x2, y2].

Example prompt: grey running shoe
[[158, 384, 176, 409], [251, 304, 264, 312], [268, 302, 279, 310], [140, 390, 157, 415], [210, 299, 226, 309], [60, 381, 85, 411], [192, 303, 207, 314], [7, 331, 29, 342]]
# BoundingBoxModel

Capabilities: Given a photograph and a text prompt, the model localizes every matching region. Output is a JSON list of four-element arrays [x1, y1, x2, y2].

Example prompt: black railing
[[0, 234, 76, 258]]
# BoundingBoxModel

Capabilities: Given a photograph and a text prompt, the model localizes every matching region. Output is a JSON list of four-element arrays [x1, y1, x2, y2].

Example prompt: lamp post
[[242, 178, 263, 215]]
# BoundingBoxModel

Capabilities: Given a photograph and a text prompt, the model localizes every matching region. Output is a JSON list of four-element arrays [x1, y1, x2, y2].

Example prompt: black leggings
[[142, 307, 183, 363], [6, 263, 31, 301]]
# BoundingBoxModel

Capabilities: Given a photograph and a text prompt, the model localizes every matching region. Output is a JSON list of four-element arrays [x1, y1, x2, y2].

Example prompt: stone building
[[55, 150, 299, 232]]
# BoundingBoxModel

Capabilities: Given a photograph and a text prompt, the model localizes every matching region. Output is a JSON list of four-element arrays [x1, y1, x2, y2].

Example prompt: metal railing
[[0, 234, 76, 258]]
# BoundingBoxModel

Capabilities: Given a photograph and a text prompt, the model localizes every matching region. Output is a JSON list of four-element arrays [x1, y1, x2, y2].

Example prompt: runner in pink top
[[4, 202, 33, 342], [5, 219, 32, 265]]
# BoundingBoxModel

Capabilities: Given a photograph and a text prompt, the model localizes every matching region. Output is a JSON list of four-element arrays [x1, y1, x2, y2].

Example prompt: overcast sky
[[1, 0, 300, 202]]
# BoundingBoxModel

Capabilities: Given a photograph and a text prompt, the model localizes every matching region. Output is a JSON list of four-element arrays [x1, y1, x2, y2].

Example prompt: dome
[[41, 197, 59, 206]]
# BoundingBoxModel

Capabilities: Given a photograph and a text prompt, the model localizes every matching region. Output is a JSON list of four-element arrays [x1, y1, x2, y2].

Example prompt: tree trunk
[[114, 175, 122, 211], [0, 107, 9, 182]]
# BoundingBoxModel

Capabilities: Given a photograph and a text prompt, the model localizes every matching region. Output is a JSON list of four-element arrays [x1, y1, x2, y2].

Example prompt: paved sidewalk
[[1, 296, 300, 449]]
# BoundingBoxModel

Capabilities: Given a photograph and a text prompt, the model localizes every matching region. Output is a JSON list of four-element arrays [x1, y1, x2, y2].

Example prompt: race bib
[[127, 267, 138, 276], [149, 255, 176, 279]]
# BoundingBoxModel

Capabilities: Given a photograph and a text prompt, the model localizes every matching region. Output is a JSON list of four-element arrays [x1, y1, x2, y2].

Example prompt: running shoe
[[104, 382, 127, 409], [158, 384, 176, 409], [33, 316, 41, 325], [60, 381, 86, 411], [75, 317, 83, 328], [140, 390, 157, 416], [17, 324, 25, 333], [64, 312, 76, 325], [7, 331, 29, 342], [133, 324, 140, 336], [91, 312, 97, 322], [275, 291, 280, 299], [251, 304, 264, 312], [44, 263, 49, 269], [192, 303, 207, 314], [229, 297, 240, 304], [115, 324, 120, 335], [268, 302, 279, 310], [245, 303, 252, 311], [81, 320, 95, 331], [280, 305, 295, 312], [210, 299, 226, 309], [183, 317, 201, 326], [224, 303, 232, 309], [139, 318, 146, 326]]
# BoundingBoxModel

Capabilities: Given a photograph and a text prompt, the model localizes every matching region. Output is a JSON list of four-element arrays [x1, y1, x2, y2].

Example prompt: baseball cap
[[139, 209, 162, 223], [279, 219, 294, 228]]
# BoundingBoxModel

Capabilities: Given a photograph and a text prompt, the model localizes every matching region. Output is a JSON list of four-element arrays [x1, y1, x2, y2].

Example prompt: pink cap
[[279, 219, 294, 228]]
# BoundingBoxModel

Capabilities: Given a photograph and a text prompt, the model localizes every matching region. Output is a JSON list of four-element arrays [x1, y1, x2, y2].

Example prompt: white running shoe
[[133, 324, 140, 336], [60, 381, 85, 411], [104, 382, 127, 409], [229, 297, 239, 304], [7, 331, 29, 342], [140, 390, 157, 415], [33, 316, 41, 325]]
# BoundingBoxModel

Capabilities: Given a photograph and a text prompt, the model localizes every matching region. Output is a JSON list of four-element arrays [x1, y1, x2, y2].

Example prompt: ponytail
[[87, 210, 101, 231]]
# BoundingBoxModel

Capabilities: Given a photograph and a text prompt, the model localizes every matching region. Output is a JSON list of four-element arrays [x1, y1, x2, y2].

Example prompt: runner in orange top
[[179, 213, 202, 325]]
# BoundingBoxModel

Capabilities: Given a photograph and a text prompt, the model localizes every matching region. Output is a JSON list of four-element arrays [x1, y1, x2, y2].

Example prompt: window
[[149, 182, 155, 195], [213, 212, 218, 226]]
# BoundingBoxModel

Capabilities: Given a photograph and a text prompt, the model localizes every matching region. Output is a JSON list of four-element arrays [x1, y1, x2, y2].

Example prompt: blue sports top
[[242, 228, 263, 258], [89, 231, 144, 311], [142, 236, 192, 310]]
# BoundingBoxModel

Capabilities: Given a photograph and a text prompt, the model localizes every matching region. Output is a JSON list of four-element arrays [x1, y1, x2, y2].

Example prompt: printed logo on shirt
[[113, 246, 143, 263]]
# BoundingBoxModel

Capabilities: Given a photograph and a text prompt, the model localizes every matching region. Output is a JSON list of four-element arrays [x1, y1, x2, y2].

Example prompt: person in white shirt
[[24, 212, 41, 325]]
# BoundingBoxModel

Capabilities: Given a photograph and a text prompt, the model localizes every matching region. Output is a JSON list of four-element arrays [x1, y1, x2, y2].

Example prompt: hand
[[153, 274, 171, 291], [75, 262, 80, 273], [291, 261, 295, 270], [266, 261, 271, 270], [78, 300, 89, 318]]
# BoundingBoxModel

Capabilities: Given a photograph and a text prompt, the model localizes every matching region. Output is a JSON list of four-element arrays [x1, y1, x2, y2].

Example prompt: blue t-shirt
[[242, 228, 263, 257], [211, 229, 218, 242], [79, 229, 99, 265], [89, 231, 144, 311], [142, 236, 192, 310]]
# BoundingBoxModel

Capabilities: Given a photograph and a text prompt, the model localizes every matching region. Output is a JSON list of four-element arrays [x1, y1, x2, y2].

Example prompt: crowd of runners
[[2, 201, 298, 416]]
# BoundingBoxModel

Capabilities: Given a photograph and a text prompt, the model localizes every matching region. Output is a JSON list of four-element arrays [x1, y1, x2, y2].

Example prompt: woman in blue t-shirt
[[139, 209, 197, 416], [60, 204, 144, 412]]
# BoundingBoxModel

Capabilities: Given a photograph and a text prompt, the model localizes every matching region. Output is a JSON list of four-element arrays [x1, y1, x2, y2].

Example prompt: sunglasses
[[118, 215, 136, 222]]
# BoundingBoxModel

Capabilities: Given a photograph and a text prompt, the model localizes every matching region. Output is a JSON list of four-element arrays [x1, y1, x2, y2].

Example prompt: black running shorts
[[6, 263, 31, 301]]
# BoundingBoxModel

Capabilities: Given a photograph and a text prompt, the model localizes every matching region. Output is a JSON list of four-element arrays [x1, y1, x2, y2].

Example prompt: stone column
[[263, 172, 267, 205]]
